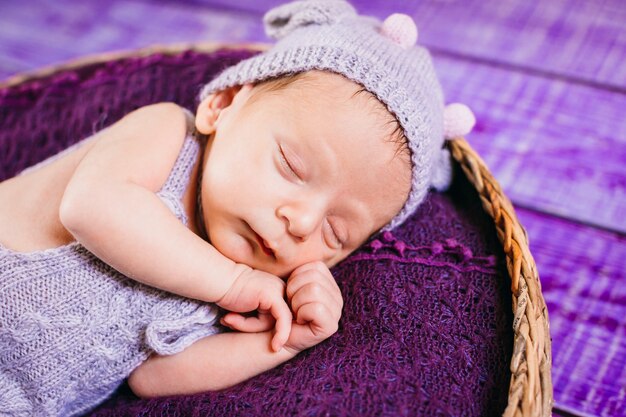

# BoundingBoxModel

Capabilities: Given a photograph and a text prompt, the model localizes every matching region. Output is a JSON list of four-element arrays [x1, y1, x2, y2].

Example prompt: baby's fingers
[[290, 283, 342, 322], [270, 300, 293, 352], [287, 262, 342, 309], [221, 312, 275, 333], [294, 302, 338, 337]]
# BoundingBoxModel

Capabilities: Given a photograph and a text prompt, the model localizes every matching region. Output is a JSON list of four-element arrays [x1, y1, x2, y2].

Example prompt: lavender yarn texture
[[0, 106, 220, 416]]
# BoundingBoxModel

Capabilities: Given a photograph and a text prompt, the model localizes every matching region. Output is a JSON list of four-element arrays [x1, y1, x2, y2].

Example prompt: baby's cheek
[[210, 227, 252, 264], [328, 247, 354, 267]]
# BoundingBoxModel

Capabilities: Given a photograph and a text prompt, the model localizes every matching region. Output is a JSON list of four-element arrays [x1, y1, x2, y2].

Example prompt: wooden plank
[[3, 0, 624, 88], [516, 207, 626, 417], [201, 0, 626, 88], [433, 53, 626, 234], [0, 0, 264, 81], [3, 0, 625, 87], [412, 0, 626, 90]]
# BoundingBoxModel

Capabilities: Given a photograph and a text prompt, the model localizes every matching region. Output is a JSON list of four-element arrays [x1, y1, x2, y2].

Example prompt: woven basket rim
[[448, 138, 553, 417], [0, 41, 553, 416], [0, 41, 267, 89]]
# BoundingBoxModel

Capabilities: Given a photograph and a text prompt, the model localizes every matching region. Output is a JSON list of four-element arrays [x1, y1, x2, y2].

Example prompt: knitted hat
[[200, 0, 475, 230]]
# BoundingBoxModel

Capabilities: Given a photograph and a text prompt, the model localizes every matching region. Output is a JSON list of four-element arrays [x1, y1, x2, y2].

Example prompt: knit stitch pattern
[[0, 114, 220, 417]]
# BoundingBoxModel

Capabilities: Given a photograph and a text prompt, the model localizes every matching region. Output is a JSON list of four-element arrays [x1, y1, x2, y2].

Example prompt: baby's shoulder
[[131, 101, 187, 118], [117, 102, 190, 134]]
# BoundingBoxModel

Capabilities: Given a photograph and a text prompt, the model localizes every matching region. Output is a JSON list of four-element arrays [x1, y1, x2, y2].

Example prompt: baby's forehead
[[257, 71, 399, 131], [256, 71, 380, 106]]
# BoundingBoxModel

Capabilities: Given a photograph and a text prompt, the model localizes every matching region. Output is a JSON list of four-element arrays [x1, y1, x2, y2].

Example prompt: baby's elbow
[[128, 366, 156, 399], [58, 190, 79, 232], [59, 178, 108, 238], [58, 187, 89, 236]]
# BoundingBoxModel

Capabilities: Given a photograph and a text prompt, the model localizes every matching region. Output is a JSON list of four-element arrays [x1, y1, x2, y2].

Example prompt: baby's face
[[198, 71, 411, 278]]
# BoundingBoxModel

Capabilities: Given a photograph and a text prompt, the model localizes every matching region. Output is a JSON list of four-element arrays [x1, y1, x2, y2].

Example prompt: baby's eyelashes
[[323, 218, 343, 249], [278, 143, 304, 182]]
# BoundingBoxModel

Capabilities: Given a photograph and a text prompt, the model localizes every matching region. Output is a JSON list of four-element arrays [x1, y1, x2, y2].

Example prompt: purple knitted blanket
[[0, 49, 512, 416]]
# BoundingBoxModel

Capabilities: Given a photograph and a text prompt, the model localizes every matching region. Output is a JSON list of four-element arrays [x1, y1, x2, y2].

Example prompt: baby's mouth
[[254, 231, 275, 257]]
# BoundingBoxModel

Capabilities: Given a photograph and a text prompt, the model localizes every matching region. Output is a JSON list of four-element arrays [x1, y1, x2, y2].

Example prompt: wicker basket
[[0, 43, 553, 417], [448, 138, 553, 417]]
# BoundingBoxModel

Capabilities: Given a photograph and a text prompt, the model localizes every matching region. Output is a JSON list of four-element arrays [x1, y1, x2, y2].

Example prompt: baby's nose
[[290, 212, 321, 242], [277, 201, 325, 242]]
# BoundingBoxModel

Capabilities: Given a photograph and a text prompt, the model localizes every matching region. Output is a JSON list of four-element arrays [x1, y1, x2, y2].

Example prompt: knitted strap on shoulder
[[158, 109, 202, 198]]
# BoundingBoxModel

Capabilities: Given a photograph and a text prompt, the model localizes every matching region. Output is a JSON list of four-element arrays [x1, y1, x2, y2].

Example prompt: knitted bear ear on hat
[[443, 103, 476, 140], [264, 0, 357, 40], [380, 13, 419, 50], [431, 103, 476, 192]]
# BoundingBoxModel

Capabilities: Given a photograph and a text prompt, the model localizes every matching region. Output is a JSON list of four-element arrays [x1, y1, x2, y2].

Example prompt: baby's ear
[[195, 84, 252, 134]]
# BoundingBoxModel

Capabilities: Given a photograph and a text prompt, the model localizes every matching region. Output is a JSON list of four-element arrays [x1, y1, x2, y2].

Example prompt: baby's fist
[[218, 266, 291, 352], [284, 261, 343, 354]]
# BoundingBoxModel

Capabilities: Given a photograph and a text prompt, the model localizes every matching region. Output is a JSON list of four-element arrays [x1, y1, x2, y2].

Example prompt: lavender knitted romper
[[0, 110, 220, 417]]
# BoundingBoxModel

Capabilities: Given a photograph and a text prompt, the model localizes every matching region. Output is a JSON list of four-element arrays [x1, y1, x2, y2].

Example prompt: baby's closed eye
[[277, 142, 304, 182], [323, 218, 343, 249]]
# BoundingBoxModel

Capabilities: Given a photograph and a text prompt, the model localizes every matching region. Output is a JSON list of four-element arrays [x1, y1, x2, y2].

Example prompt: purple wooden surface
[[1, 0, 625, 416], [414, 0, 626, 90], [434, 54, 626, 234], [2, 0, 625, 87], [0, 0, 262, 80], [517, 207, 626, 417]]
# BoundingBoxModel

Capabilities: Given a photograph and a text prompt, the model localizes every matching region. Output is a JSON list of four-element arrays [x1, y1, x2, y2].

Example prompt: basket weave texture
[[448, 139, 552, 417], [0, 43, 552, 417]]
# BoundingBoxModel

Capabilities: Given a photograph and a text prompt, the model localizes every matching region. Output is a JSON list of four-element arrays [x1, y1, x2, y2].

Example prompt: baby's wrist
[[281, 342, 303, 357], [215, 262, 251, 306]]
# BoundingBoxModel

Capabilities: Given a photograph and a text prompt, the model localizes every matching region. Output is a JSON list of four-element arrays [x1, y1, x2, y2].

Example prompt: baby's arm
[[129, 331, 295, 396], [60, 103, 238, 299], [129, 262, 342, 396], [59, 103, 290, 349]]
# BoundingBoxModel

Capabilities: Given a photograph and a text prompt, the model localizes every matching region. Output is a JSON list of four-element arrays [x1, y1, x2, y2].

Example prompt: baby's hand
[[217, 267, 291, 352], [283, 261, 343, 354]]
